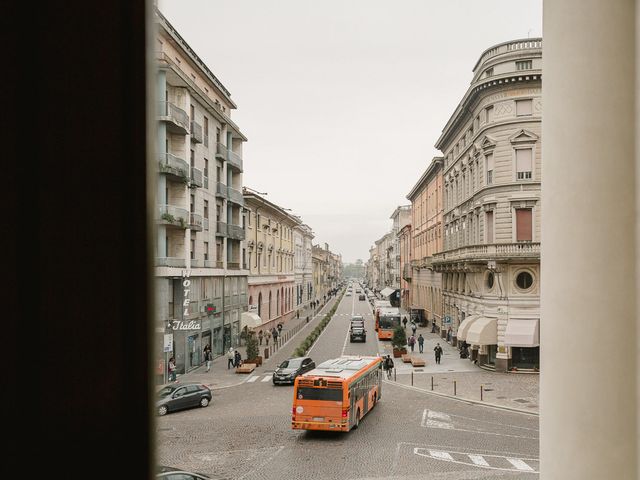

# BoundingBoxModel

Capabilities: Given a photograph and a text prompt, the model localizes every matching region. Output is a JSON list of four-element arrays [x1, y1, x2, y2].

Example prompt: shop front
[[466, 317, 497, 368], [504, 318, 540, 370]]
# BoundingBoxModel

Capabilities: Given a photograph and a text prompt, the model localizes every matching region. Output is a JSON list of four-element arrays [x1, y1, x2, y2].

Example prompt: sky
[[158, 0, 543, 263]]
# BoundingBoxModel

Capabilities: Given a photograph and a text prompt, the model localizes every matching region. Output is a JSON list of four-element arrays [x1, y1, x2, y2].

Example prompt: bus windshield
[[296, 387, 343, 401], [379, 315, 400, 329]]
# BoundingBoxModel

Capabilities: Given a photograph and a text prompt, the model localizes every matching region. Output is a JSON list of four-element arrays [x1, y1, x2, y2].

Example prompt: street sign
[[443, 316, 452, 325], [163, 334, 174, 353]]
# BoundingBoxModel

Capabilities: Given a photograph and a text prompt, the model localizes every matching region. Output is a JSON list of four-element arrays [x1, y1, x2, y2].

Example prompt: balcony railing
[[215, 261, 223, 269], [432, 242, 541, 264], [216, 221, 228, 236], [227, 262, 241, 270], [157, 101, 189, 133], [215, 142, 228, 161], [227, 150, 243, 171], [227, 224, 245, 240], [190, 167, 203, 188], [227, 187, 244, 206], [189, 212, 203, 231], [215, 182, 227, 199], [155, 257, 186, 268], [190, 121, 203, 143], [159, 153, 189, 181], [157, 205, 189, 229], [191, 259, 203, 268]]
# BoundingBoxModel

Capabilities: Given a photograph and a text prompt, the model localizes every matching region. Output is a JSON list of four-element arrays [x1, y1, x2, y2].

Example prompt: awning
[[457, 315, 480, 341], [466, 317, 497, 345], [504, 319, 539, 347], [240, 312, 262, 330], [380, 287, 395, 297]]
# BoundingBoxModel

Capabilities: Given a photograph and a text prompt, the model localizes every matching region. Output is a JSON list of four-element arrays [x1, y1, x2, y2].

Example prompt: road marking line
[[428, 410, 452, 421], [246, 376, 259, 383], [421, 409, 427, 427], [261, 375, 271, 382], [426, 419, 454, 429], [429, 450, 454, 461], [506, 458, 535, 471], [468, 455, 490, 467]]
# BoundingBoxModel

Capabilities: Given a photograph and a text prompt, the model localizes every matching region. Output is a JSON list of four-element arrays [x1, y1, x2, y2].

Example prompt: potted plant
[[244, 332, 262, 366], [391, 325, 407, 358]]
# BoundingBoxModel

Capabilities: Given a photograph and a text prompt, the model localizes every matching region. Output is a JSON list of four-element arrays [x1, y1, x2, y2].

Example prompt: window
[[486, 211, 494, 243], [190, 149, 195, 167], [516, 271, 534, 290], [484, 67, 494, 77], [486, 153, 494, 185], [516, 148, 533, 180], [204, 158, 208, 178], [516, 208, 533, 241], [516, 99, 533, 116], [190, 194, 195, 212], [516, 60, 533, 70], [204, 242, 209, 261], [190, 238, 195, 259], [204, 115, 209, 136], [190, 104, 194, 120], [204, 200, 208, 219], [485, 105, 494, 123]]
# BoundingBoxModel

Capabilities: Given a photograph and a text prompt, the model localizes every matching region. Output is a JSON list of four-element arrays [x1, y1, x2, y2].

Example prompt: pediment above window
[[509, 129, 539, 144], [480, 135, 498, 151]]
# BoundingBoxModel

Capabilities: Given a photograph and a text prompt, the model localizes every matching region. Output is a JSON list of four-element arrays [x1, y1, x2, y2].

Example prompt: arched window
[[258, 292, 262, 318]]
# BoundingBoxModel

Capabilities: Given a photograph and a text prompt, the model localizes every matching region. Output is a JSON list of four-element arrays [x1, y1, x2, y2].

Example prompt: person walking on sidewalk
[[434, 343, 443, 364], [227, 347, 235, 369], [402, 316, 408, 330], [383, 355, 394, 379], [258, 330, 263, 345], [408, 334, 416, 353], [203, 345, 212, 372], [168, 357, 177, 382], [272, 327, 278, 344], [234, 350, 242, 368], [277, 323, 283, 335], [410, 321, 417, 336], [417, 334, 425, 353]]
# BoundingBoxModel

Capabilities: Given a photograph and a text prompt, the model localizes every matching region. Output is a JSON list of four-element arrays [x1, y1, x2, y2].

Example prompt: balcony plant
[[391, 325, 407, 358], [161, 213, 175, 223]]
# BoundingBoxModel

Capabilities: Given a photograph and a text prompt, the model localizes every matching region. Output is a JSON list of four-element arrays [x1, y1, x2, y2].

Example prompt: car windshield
[[157, 386, 178, 398], [280, 359, 303, 369]]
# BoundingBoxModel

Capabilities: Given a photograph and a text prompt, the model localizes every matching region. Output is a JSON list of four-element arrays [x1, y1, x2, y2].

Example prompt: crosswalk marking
[[261, 375, 272, 382], [468, 455, 490, 467], [506, 458, 535, 471], [426, 419, 454, 429], [428, 410, 451, 421], [246, 376, 259, 383], [429, 450, 454, 461]]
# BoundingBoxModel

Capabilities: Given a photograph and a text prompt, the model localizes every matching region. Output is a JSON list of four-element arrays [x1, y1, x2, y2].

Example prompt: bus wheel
[[354, 409, 360, 429], [372, 393, 377, 408]]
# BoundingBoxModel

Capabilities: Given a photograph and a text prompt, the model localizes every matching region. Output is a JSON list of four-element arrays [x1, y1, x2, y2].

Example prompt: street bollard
[[480, 385, 483, 401], [431, 376, 434, 391], [394, 368, 396, 382], [454, 380, 457, 396], [411, 371, 414, 386]]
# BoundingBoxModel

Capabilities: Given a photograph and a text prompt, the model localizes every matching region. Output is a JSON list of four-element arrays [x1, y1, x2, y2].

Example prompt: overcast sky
[[158, 0, 542, 263]]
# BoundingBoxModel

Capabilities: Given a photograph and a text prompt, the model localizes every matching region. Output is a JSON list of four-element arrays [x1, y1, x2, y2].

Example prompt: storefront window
[[512, 346, 539, 369]]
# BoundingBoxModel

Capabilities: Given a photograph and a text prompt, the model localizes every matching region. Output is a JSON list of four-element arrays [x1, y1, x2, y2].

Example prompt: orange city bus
[[373, 300, 391, 332], [376, 307, 401, 340], [291, 356, 383, 432]]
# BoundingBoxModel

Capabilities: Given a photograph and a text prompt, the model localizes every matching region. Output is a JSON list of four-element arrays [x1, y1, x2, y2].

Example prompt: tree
[[391, 325, 407, 351], [245, 331, 259, 361]]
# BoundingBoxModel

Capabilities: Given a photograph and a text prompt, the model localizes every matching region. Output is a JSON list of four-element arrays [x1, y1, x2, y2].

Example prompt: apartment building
[[294, 224, 314, 312], [154, 10, 248, 377], [432, 39, 542, 372], [390, 205, 411, 297], [406, 157, 444, 331], [243, 191, 299, 333]]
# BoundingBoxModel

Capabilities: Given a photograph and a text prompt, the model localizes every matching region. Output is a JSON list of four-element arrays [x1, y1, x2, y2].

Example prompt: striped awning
[[457, 315, 480, 341]]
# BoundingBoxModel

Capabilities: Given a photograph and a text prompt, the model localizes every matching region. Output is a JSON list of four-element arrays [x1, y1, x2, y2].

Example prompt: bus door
[[349, 386, 356, 427]]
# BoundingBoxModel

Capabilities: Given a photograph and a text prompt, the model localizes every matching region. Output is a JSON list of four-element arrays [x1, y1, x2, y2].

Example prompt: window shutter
[[516, 149, 532, 173], [486, 211, 494, 243], [516, 209, 533, 241], [486, 153, 494, 170]]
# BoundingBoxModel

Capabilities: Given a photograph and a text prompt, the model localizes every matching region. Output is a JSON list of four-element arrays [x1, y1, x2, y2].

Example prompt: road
[[157, 288, 539, 479]]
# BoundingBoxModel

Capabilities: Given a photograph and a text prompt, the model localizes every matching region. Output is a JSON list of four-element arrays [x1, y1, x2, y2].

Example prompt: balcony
[[215, 182, 228, 199], [157, 101, 189, 134], [432, 242, 541, 265], [227, 150, 243, 172], [227, 187, 244, 206], [403, 264, 412, 281], [189, 167, 203, 188], [189, 212, 203, 231], [216, 221, 228, 237], [157, 205, 189, 229], [191, 259, 203, 268], [159, 153, 189, 182], [227, 262, 241, 270], [190, 121, 203, 144], [215, 142, 228, 161], [227, 224, 245, 241], [155, 257, 186, 268]]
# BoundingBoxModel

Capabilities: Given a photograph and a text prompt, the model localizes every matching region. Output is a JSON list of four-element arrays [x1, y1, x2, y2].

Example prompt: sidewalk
[[171, 294, 343, 390], [386, 310, 539, 414]]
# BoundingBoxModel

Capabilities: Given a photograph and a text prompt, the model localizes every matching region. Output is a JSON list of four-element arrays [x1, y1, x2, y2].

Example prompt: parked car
[[273, 357, 316, 385], [359, 294, 366, 301], [346, 291, 352, 296], [350, 325, 366, 342], [157, 465, 213, 479], [156, 383, 211, 416]]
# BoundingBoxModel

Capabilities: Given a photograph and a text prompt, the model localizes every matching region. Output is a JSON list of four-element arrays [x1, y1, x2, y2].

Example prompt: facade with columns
[[243, 191, 299, 334], [432, 38, 542, 372], [154, 10, 248, 374]]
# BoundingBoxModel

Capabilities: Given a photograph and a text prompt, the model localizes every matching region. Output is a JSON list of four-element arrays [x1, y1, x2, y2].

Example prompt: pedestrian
[[265, 334, 269, 346], [168, 356, 177, 382], [272, 327, 278, 344], [383, 355, 394, 379], [258, 330, 263, 345], [234, 350, 242, 368], [203, 345, 212, 372], [434, 343, 443, 364], [402, 316, 408, 329], [417, 334, 425, 353], [408, 334, 416, 352], [410, 321, 417, 336], [227, 347, 235, 369], [277, 323, 283, 334], [431, 321, 436, 333]]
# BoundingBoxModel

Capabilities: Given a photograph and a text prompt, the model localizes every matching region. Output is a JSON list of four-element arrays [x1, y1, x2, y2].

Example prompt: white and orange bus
[[376, 307, 401, 340], [291, 356, 382, 432]]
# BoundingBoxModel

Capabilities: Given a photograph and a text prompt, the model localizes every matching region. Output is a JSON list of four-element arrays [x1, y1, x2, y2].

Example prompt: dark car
[[359, 294, 366, 301], [156, 383, 212, 416], [157, 465, 213, 479], [273, 357, 315, 385], [350, 325, 366, 342]]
